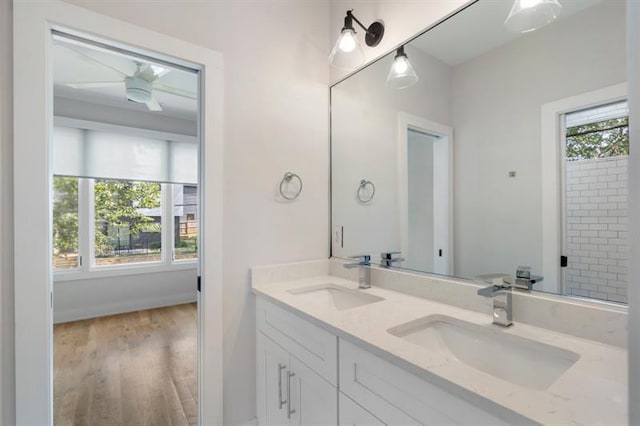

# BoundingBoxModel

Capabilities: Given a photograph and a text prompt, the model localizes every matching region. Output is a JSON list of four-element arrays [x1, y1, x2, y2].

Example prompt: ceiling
[[411, 0, 604, 66], [53, 36, 199, 122]]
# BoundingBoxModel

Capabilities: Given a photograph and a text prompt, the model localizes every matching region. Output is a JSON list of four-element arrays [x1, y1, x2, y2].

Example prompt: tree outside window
[[566, 116, 629, 160], [94, 180, 162, 266], [52, 176, 79, 269]]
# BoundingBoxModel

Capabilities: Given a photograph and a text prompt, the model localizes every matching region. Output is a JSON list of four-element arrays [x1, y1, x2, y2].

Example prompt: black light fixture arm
[[346, 10, 371, 35], [343, 9, 385, 47]]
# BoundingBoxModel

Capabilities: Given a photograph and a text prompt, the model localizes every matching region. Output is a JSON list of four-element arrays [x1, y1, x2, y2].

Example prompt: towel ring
[[279, 172, 303, 200], [357, 179, 375, 203]]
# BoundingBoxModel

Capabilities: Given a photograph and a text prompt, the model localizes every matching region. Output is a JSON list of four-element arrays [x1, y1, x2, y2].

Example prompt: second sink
[[388, 314, 580, 390], [288, 283, 384, 311]]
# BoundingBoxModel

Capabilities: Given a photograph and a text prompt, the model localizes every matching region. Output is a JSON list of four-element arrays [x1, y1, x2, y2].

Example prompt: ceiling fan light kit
[[125, 77, 152, 103]]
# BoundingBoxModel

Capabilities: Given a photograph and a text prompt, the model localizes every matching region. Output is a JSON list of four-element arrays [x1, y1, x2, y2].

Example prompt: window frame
[[53, 119, 199, 282]]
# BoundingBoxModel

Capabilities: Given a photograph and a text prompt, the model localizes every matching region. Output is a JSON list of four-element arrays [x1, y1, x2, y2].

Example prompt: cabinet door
[[257, 333, 291, 426], [338, 392, 384, 426], [289, 357, 338, 426]]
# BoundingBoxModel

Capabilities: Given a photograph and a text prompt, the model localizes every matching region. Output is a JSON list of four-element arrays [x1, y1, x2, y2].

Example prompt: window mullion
[[162, 183, 173, 265], [86, 179, 96, 270]]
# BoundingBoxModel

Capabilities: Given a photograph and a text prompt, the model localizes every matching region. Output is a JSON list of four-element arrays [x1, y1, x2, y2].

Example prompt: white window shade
[[53, 125, 198, 185]]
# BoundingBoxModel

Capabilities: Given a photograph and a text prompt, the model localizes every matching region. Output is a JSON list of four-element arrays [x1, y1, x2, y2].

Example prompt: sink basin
[[388, 315, 579, 390], [287, 283, 384, 311]]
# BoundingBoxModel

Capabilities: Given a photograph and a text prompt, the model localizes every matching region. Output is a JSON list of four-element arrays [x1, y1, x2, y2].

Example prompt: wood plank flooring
[[54, 303, 197, 426]]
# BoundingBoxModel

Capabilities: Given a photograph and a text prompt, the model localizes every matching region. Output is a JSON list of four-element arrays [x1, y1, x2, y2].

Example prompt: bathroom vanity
[[252, 259, 627, 425], [253, 0, 629, 424]]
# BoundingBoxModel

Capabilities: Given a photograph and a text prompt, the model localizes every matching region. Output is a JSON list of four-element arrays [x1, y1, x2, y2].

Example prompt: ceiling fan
[[62, 44, 196, 112]]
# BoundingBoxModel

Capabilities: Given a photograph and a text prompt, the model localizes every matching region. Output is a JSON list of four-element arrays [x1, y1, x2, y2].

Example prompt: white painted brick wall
[[565, 156, 628, 303]]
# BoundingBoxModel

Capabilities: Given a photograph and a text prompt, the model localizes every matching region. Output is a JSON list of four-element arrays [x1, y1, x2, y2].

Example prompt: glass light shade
[[504, 0, 562, 33], [385, 52, 419, 89], [328, 28, 365, 70]]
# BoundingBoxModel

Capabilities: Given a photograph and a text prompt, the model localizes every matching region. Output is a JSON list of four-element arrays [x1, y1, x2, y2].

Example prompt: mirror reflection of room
[[331, 0, 627, 303], [52, 34, 199, 425]]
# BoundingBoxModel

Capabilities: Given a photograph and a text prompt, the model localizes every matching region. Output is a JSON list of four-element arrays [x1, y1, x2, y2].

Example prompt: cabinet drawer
[[256, 297, 338, 386], [339, 339, 509, 425]]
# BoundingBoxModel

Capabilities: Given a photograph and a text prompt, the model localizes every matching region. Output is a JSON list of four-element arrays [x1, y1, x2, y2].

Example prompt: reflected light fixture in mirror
[[385, 46, 418, 89], [329, 10, 384, 70], [504, 0, 562, 33]]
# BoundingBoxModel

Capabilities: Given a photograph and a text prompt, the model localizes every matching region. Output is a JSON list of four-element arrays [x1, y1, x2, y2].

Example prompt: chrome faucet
[[344, 255, 371, 289], [477, 281, 513, 327], [513, 265, 543, 290], [476, 266, 543, 327], [380, 252, 404, 268]]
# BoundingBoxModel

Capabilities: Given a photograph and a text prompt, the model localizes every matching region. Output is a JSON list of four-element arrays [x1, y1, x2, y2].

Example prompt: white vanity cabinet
[[256, 298, 339, 426], [256, 297, 512, 426], [257, 333, 337, 426], [338, 393, 384, 425], [339, 339, 510, 425]]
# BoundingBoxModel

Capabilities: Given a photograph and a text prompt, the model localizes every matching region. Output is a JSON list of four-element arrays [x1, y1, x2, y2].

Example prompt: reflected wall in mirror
[[331, 0, 628, 303]]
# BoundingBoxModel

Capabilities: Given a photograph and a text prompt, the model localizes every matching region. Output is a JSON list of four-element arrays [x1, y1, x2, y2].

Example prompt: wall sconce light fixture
[[504, 0, 562, 33], [329, 10, 385, 70], [385, 46, 418, 89]]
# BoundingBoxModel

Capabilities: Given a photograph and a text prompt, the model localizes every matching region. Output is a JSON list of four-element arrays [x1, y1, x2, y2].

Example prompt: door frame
[[540, 82, 627, 294], [397, 112, 454, 275], [13, 2, 224, 424]]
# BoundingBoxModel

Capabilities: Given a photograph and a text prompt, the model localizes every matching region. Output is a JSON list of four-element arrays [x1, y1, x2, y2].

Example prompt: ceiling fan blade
[[60, 43, 132, 78], [146, 97, 163, 112], [66, 81, 124, 89], [139, 63, 171, 81], [152, 83, 197, 100]]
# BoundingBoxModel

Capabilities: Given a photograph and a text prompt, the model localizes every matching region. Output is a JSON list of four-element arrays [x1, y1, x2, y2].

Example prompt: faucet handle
[[380, 252, 404, 267], [516, 265, 531, 279], [380, 251, 402, 259], [348, 254, 371, 265]]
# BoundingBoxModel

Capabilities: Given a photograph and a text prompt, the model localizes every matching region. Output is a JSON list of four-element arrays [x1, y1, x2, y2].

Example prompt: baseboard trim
[[54, 292, 197, 324]]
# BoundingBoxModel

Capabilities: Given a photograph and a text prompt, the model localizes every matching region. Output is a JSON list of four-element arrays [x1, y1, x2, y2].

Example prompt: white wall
[[0, 0, 14, 424], [331, 45, 451, 258], [54, 269, 197, 323], [329, 0, 470, 83], [55, 97, 198, 136], [451, 1, 626, 281]]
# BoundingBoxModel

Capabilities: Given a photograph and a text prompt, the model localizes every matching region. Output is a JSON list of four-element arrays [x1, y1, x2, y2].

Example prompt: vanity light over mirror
[[329, 10, 385, 70], [330, 0, 628, 304]]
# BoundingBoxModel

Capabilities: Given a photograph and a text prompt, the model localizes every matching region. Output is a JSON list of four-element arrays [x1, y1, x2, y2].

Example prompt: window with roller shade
[[52, 120, 199, 273]]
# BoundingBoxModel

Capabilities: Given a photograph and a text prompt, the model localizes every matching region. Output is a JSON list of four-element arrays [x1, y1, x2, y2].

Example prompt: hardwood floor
[[54, 303, 197, 426]]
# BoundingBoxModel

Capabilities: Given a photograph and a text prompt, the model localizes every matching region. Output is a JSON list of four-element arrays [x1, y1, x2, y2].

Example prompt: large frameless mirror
[[331, 0, 628, 303]]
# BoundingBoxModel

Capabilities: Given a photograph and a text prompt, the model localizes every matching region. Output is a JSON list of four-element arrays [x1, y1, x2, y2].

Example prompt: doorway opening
[[397, 113, 453, 276], [560, 100, 629, 303], [52, 33, 201, 425]]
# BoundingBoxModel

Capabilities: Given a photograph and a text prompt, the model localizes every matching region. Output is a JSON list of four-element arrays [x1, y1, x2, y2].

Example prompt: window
[[94, 179, 162, 266], [566, 116, 629, 161], [174, 184, 198, 261], [53, 177, 198, 272], [52, 176, 79, 269], [563, 101, 629, 303]]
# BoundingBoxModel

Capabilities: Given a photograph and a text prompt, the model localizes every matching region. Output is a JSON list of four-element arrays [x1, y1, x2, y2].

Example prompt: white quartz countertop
[[252, 275, 627, 425]]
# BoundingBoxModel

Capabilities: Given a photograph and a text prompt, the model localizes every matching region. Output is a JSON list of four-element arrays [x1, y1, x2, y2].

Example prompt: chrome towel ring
[[357, 179, 375, 203], [279, 172, 303, 200]]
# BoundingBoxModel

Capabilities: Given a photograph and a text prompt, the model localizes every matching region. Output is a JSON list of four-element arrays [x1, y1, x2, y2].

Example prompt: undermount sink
[[388, 315, 579, 390], [288, 283, 384, 311]]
